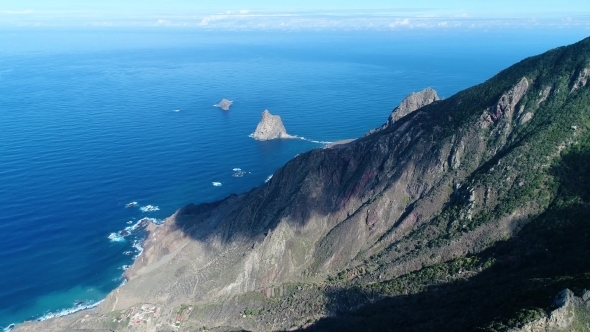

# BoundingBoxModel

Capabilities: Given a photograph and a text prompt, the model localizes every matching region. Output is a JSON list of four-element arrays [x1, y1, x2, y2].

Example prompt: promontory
[[368, 86, 439, 135]]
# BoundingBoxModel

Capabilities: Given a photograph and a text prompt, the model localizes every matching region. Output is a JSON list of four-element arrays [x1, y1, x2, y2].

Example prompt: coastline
[[7, 215, 163, 331], [8, 130, 342, 331], [4, 300, 104, 332]]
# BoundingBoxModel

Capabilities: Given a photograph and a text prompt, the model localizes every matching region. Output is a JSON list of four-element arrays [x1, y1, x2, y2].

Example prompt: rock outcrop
[[214, 98, 233, 111], [250, 109, 294, 140], [571, 67, 590, 93], [368, 87, 439, 135], [388, 87, 440, 123], [510, 289, 590, 332]]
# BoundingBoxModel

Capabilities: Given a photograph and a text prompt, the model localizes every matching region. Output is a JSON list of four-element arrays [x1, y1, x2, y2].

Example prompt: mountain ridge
[[14, 36, 590, 332]]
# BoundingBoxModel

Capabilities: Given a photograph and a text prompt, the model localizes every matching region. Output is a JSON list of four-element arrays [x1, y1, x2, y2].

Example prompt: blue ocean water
[[0, 28, 588, 328]]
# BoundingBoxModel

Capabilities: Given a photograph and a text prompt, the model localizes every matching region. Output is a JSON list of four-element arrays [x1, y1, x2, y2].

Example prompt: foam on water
[[109, 217, 162, 242], [212, 182, 222, 186], [139, 205, 159, 212], [125, 201, 138, 208], [108, 232, 126, 242], [247, 134, 331, 145], [298, 137, 333, 144], [265, 175, 273, 183], [34, 300, 103, 322], [150, 218, 165, 226], [132, 239, 144, 259]]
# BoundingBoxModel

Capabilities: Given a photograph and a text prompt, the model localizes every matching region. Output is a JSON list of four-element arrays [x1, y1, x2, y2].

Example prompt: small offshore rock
[[214, 98, 233, 111]]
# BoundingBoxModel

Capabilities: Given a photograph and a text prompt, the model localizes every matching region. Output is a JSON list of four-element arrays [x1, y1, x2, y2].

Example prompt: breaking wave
[[34, 300, 103, 323], [212, 182, 222, 186], [139, 205, 159, 212], [132, 238, 145, 259], [248, 133, 332, 145], [125, 201, 138, 208], [298, 137, 333, 144], [108, 218, 162, 242], [108, 232, 126, 242], [3, 324, 15, 332]]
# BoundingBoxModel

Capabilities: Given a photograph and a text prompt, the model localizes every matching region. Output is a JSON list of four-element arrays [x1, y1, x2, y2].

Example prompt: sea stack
[[251, 109, 293, 140], [214, 98, 233, 111]]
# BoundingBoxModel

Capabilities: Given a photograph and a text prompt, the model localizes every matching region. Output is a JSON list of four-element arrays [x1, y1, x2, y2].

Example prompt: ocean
[[0, 28, 587, 329]]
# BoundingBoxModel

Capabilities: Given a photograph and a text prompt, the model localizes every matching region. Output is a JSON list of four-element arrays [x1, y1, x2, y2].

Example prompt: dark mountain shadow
[[167, 87, 494, 250], [296, 144, 590, 332], [165, 36, 590, 250], [167, 111, 429, 245], [157, 38, 590, 330]]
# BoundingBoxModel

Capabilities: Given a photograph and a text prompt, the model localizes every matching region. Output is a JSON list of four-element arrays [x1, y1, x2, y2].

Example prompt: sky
[[1, 0, 590, 29]]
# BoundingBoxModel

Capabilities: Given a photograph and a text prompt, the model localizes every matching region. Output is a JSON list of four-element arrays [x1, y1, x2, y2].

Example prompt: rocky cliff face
[[388, 87, 440, 123], [510, 289, 590, 332], [251, 109, 293, 140], [14, 37, 590, 332], [367, 87, 439, 135]]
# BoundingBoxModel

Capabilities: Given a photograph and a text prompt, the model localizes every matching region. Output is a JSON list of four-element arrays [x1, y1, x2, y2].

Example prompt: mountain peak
[[367, 87, 439, 136], [389, 87, 439, 123]]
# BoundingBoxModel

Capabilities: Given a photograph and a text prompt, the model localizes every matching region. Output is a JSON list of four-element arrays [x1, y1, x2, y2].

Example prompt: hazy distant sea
[[0, 28, 587, 328]]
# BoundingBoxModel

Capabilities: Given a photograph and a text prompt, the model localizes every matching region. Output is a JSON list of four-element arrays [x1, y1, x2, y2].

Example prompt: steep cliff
[[15, 37, 590, 332], [509, 289, 590, 332], [367, 87, 439, 135], [388, 87, 440, 122]]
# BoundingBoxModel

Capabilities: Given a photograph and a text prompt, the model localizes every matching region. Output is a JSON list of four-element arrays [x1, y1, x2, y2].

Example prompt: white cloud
[[389, 18, 411, 28], [1, 8, 589, 30], [1, 9, 33, 15], [155, 19, 171, 26], [199, 14, 227, 26]]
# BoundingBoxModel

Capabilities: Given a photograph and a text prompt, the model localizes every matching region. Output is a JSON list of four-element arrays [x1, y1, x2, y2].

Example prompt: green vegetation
[[367, 255, 496, 296], [178, 304, 189, 316], [306, 36, 590, 331], [243, 308, 256, 316], [48, 37, 590, 332]]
